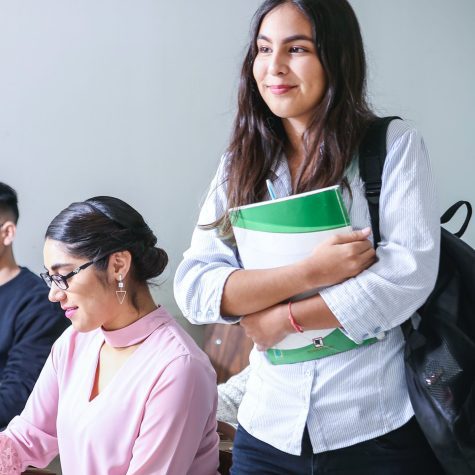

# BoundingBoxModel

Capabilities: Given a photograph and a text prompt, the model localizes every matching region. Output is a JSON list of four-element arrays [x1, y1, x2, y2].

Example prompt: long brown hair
[[213, 0, 375, 234]]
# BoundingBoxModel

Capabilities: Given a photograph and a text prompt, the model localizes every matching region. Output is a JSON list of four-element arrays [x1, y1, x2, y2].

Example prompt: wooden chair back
[[203, 323, 253, 474], [203, 323, 253, 384]]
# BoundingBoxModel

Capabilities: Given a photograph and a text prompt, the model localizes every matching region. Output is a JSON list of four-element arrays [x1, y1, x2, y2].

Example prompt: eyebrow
[[45, 263, 74, 273], [257, 34, 314, 44]]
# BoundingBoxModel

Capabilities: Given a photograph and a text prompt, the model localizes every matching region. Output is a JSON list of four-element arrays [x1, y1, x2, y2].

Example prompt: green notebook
[[230, 185, 376, 365]]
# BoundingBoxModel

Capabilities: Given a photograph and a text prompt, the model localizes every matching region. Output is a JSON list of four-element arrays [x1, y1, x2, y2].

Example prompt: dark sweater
[[0, 267, 70, 428]]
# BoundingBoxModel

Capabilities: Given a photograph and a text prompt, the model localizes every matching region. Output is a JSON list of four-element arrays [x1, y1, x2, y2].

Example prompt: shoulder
[[148, 306, 216, 379], [3, 267, 47, 295], [15, 267, 42, 284], [196, 153, 233, 224], [5, 267, 51, 306], [386, 118, 425, 153], [51, 325, 95, 358], [0, 268, 66, 324], [210, 153, 231, 189]]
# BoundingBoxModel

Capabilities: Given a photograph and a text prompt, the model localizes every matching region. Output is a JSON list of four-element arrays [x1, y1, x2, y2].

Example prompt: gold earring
[[116, 273, 127, 304]]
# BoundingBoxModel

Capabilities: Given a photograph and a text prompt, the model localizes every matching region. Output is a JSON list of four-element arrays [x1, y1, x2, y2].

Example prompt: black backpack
[[359, 117, 475, 475]]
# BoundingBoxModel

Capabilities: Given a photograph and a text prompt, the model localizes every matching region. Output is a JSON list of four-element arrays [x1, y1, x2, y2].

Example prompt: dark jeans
[[230, 418, 445, 475]]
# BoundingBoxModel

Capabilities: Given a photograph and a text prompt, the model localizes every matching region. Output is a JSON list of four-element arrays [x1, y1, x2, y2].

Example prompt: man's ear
[[1, 221, 16, 246], [108, 250, 132, 282]]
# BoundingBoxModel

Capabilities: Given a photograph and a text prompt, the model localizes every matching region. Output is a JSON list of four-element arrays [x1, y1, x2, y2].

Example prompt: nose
[[48, 284, 66, 303], [268, 50, 288, 76]]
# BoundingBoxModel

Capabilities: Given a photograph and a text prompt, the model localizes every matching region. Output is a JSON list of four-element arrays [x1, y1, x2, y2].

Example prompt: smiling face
[[252, 2, 326, 132], [43, 238, 119, 332]]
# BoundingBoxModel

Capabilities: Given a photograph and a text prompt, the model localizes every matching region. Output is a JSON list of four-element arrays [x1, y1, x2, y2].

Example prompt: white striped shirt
[[174, 119, 440, 455]]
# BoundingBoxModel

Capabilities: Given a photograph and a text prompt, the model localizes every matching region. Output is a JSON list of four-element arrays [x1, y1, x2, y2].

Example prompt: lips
[[63, 306, 78, 319], [268, 85, 295, 95]]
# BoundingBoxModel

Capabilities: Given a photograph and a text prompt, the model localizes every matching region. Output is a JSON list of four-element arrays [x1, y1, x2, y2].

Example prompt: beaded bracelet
[[288, 301, 304, 333]]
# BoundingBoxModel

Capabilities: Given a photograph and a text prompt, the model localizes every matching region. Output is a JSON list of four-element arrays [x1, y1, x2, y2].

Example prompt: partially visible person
[[0, 196, 219, 474], [0, 182, 69, 430], [217, 366, 250, 430]]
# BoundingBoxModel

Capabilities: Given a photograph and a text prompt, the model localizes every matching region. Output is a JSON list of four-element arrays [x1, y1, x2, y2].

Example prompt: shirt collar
[[101, 306, 169, 348]]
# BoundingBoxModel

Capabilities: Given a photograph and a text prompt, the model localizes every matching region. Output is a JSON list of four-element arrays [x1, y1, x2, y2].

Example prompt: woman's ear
[[0, 221, 16, 247], [108, 250, 132, 282]]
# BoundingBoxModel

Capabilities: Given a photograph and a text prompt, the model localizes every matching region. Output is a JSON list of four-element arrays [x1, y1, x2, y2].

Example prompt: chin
[[266, 106, 298, 120], [70, 319, 99, 333]]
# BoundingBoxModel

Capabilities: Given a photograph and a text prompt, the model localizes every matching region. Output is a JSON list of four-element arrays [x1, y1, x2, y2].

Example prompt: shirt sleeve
[[0, 435, 21, 474], [0, 291, 68, 428], [217, 365, 250, 427], [174, 155, 241, 325], [320, 121, 441, 343], [126, 355, 219, 475], [2, 342, 61, 471]]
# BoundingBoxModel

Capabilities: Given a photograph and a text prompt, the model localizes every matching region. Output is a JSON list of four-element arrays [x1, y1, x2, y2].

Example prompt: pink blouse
[[0, 306, 219, 474]]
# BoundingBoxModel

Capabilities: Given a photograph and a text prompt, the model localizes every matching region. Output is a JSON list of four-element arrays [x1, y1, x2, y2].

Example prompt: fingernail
[[361, 227, 372, 234]]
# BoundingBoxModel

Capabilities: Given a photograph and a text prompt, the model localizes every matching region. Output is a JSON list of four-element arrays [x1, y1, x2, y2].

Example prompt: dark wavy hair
[[216, 0, 375, 234], [45, 196, 168, 306]]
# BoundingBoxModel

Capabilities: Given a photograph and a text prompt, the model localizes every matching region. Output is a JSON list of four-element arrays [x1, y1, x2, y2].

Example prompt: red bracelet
[[288, 301, 304, 333]]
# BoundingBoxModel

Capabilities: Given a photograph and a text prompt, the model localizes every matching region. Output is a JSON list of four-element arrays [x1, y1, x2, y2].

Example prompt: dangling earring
[[116, 273, 127, 304]]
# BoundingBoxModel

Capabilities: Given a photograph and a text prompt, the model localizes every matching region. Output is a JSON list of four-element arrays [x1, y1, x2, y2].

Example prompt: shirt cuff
[[184, 266, 241, 325], [319, 279, 389, 344]]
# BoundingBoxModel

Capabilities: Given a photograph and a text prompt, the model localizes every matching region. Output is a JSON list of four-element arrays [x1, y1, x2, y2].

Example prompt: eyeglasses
[[40, 260, 95, 291]]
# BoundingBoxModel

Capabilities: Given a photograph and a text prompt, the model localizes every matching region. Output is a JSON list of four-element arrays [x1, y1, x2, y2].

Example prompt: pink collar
[[101, 307, 166, 348]]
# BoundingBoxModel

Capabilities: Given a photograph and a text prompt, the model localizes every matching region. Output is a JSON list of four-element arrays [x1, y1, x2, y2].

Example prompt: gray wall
[[352, 0, 475, 245], [1, 1, 474, 343]]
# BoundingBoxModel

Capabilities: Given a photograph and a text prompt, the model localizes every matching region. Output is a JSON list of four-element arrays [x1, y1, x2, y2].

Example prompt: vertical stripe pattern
[[174, 119, 440, 455]]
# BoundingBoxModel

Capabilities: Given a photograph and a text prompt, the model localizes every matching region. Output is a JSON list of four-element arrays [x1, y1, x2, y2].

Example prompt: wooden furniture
[[22, 468, 55, 474], [203, 323, 253, 384], [203, 323, 253, 474], [218, 439, 233, 475], [218, 422, 237, 475]]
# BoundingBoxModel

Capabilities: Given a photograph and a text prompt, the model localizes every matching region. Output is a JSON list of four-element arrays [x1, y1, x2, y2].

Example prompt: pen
[[266, 179, 277, 200]]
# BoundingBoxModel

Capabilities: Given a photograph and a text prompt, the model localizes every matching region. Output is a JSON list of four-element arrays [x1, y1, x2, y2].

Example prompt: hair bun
[[136, 246, 168, 281], [46, 196, 168, 283]]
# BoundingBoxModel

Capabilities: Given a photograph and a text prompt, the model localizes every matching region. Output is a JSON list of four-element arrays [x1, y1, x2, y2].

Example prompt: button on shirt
[[174, 119, 440, 455]]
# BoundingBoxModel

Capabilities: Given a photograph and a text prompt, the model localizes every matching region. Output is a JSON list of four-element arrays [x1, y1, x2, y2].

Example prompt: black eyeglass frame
[[40, 242, 133, 291], [40, 260, 95, 291]]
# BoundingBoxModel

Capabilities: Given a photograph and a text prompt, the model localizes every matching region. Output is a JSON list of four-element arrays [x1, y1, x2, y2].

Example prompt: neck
[[102, 286, 157, 331], [101, 302, 163, 349], [0, 250, 20, 286], [283, 118, 307, 182]]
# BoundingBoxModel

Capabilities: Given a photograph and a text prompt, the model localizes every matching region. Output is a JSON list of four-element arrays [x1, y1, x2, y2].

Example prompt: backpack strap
[[440, 201, 472, 238], [359, 116, 409, 337], [358, 116, 401, 247]]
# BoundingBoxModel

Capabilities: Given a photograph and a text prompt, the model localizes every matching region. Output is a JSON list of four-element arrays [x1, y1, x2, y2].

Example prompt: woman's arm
[[174, 156, 375, 323], [221, 228, 375, 316], [240, 121, 440, 349], [1, 343, 61, 472], [318, 122, 440, 343], [239, 294, 338, 350], [0, 436, 21, 474], [217, 365, 251, 427]]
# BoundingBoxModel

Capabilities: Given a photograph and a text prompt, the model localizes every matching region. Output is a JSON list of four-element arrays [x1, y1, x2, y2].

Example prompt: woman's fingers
[[330, 227, 372, 245]]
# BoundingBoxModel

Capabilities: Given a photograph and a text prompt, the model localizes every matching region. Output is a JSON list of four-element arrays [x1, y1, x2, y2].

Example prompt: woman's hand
[[296, 227, 376, 290], [240, 304, 292, 351], [0, 435, 21, 474]]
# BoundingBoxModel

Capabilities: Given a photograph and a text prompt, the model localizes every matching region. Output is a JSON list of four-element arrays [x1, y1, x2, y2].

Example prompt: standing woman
[[174, 1, 443, 474], [0, 196, 219, 474]]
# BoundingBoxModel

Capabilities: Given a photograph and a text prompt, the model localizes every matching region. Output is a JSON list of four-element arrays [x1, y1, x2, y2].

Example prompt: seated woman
[[0, 196, 219, 475]]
